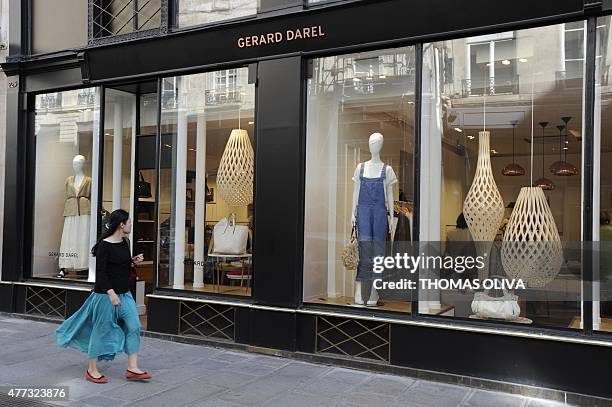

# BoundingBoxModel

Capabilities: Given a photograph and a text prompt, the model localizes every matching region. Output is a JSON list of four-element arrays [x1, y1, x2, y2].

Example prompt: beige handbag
[[342, 225, 359, 270]]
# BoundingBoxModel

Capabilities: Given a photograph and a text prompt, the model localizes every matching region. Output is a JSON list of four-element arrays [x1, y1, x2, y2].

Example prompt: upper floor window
[[175, 0, 258, 28], [90, 0, 163, 42]]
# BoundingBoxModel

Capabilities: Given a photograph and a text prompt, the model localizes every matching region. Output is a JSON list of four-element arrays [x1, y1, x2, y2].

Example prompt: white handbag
[[471, 288, 520, 320], [213, 217, 249, 255]]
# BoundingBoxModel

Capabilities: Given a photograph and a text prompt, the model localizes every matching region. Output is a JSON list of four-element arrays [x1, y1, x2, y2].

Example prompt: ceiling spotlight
[[502, 59, 511, 65], [248, 121, 254, 125], [519, 58, 528, 63], [379, 75, 386, 79]]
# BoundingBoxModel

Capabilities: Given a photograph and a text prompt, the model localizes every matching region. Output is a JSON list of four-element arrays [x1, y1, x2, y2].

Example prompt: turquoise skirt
[[55, 291, 141, 361]]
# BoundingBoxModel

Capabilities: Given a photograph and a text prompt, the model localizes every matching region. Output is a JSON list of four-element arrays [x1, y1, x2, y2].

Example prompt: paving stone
[[355, 374, 415, 397], [335, 391, 399, 406], [211, 350, 255, 364], [78, 395, 128, 406], [129, 379, 225, 407], [219, 359, 284, 377], [395, 380, 471, 407], [216, 374, 300, 405], [465, 390, 528, 407], [263, 391, 339, 407], [186, 398, 247, 407]]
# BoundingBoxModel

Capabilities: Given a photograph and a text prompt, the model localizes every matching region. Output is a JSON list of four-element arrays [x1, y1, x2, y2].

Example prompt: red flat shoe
[[125, 369, 152, 380], [85, 370, 108, 384]]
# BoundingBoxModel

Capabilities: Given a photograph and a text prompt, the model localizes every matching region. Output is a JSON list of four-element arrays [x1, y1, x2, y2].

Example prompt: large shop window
[[421, 23, 585, 328], [159, 68, 255, 295], [32, 88, 101, 279], [304, 47, 416, 311], [175, 0, 258, 27], [596, 16, 612, 333]]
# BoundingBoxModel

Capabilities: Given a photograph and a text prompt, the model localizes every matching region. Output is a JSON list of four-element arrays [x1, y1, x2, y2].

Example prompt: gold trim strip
[[298, 309, 612, 348], [250, 304, 297, 313], [147, 294, 297, 313], [147, 293, 251, 308], [12, 281, 92, 292]]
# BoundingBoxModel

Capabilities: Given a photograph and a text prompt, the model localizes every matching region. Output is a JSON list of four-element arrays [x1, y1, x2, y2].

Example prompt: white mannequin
[[351, 133, 397, 306], [73, 155, 86, 191], [58, 155, 91, 278]]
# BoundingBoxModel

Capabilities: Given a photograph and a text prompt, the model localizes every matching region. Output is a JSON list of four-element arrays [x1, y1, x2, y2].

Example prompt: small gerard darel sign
[[237, 25, 326, 48]]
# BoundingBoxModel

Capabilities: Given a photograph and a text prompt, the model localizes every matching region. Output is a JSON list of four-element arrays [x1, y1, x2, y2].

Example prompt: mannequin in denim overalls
[[351, 133, 397, 306]]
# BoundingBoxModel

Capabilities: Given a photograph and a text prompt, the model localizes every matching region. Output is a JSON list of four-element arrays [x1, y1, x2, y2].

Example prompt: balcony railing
[[89, 0, 168, 44], [461, 76, 520, 98], [205, 88, 243, 105]]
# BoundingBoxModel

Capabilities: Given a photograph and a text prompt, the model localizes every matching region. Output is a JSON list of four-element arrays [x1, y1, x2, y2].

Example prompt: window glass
[[595, 16, 612, 333], [159, 68, 255, 295], [175, 0, 257, 28], [421, 23, 584, 328], [304, 47, 416, 312], [33, 88, 101, 280]]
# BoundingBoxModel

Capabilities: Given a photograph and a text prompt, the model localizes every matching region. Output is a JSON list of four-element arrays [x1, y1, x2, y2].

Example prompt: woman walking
[[55, 209, 152, 384]]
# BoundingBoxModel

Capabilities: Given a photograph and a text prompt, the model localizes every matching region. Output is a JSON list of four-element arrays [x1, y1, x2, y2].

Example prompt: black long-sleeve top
[[93, 239, 132, 294]]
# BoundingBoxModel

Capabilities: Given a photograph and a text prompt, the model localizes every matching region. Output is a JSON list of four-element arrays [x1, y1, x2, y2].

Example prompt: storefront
[[2, 0, 612, 402]]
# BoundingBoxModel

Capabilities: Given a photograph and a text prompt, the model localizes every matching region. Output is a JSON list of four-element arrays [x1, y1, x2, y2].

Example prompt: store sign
[[237, 25, 326, 48]]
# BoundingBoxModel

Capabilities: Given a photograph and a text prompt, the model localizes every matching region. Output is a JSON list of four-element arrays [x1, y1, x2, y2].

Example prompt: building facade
[[1, 0, 612, 403]]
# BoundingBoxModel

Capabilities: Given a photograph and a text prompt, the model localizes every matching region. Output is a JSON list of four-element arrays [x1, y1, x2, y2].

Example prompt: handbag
[[213, 217, 249, 255], [471, 286, 520, 320], [137, 171, 152, 198], [342, 224, 359, 270]]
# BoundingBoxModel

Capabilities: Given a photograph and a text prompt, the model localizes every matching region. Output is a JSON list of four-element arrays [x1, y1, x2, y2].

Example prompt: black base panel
[[65, 290, 91, 318], [0, 284, 14, 312], [296, 313, 316, 353], [249, 309, 296, 351], [390, 323, 612, 399], [147, 297, 179, 335], [235, 307, 251, 344], [13, 285, 26, 314]]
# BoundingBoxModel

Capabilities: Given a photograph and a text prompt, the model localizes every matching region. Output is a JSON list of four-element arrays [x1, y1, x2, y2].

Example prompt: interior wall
[[303, 93, 336, 300]]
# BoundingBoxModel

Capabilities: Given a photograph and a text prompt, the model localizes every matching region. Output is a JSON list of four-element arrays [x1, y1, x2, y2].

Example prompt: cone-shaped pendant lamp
[[549, 124, 566, 175], [552, 116, 578, 176], [502, 120, 526, 176], [533, 121, 555, 190]]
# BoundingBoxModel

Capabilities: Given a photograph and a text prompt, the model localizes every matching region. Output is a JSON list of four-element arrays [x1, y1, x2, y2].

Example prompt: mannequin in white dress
[[58, 155, 92, 278], [351, 133, 397, 305]]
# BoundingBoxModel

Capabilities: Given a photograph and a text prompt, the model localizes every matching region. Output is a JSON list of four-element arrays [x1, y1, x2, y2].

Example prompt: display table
[[208, 253, 252, 294]]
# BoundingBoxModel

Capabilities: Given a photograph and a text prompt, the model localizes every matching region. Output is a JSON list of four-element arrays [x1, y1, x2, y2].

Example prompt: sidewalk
[[0, 315, 569, 407]]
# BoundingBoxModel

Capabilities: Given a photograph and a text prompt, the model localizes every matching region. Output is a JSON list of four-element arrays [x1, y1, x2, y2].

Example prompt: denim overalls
[[356, 162, 388, 281]]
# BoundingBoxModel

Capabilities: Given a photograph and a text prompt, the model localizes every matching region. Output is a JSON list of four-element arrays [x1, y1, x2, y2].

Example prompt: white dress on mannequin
[[59, 156, 92, 272]]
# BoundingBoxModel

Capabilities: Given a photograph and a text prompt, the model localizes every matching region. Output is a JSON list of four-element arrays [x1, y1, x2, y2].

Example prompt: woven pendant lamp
[[463, 130, 505, 279], [501, 186, 563, 287], [463, 130, 505, 242], [501, 86, 562, 288], [217, 129, 254, 207]]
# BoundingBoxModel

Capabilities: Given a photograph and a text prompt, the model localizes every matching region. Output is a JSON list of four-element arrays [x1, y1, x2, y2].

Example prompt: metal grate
[[179, 301, 235, 341], [25, 286, 66, 318], [89, 0, 165, 43], [316, 316, 390, 362]]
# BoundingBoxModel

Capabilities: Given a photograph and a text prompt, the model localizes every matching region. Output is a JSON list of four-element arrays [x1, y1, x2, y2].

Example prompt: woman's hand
[[107, 290, 121, 307], [132, 253, 144, 265]]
